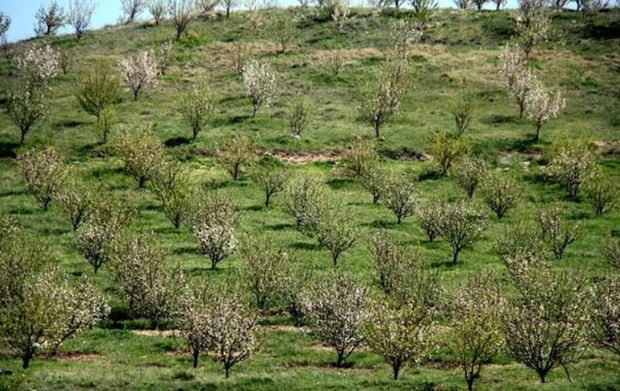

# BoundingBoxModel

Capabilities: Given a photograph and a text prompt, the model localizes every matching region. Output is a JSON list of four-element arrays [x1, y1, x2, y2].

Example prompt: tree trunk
[[192, 349, 199, 368], [224, 365, 230, 378], [452, 250, 459, 264], [534, 125, 541, 142], [392, 361, 401, 380], [467, 375, 475, 391], [20, 129, 26, 144], [226, 7, 230, 18], [374, 124, 380, 138], [336, 351, 345, 367]]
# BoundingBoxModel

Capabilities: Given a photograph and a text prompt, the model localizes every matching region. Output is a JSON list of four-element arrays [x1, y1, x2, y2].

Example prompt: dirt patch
[[267, 150, 340, 164], [54, 353, 104, 362], [594, 139, 620, 155], [313, 48, 383, 63], [131, 329, 179, 337]]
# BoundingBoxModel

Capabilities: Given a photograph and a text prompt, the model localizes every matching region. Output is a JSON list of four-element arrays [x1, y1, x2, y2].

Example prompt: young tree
[[197, 0, 220, 14], [370, 230, 419, 295], [386, 18, 421, 61], [439, 200, 488, 264], [67, 0, 95, 41], [181, 81, 213, 140], [427, 131, 468, 175], [16, 45, 60, 93], [222, 0, 238, 18], [276, 260, 311, 326], [516, 1, 549, 60], [112, 126, 166, 188], [0, 226, 108, 368], [75, 198, 134, 272], [411, 0, 437, 30], [56, 178, 94, 230], [454, 0, 471, 8], [34, 1, 65, 36], [215, 135, 256, 181], [340, 137, 378, 179], [585, 173, 618, 215], [316, 203, 358, 265], [168, 0, 196, 40], [76, 62, 121, 142], [499, 44, 527, 116], [536, 204, 580, 260], [416, 197, 444, 242], [58, 49, 73, 75], [151, 159, 192, 229], [119, 50, 159, 101], [177, 282, 209, 368], [592, 274, 620, 356], [8, 83, 47, 144], [148, 0, 167, 24], [360, 164, 387, 205], [17, 147, 67, 210], [547, 141, 596, 198], [0, 12, 10, 41], [503, 267, 592, 383], [480, 171, 522, 219], [121, 0, 146, 23], [239, 236, 289, 310], [251, 164, 289, 207], [242, 59, 277, 117], [302, 271, 369, 367], [188, 194, 240, 270], [283, 175, 328, 233], [496, 223, 548, 279], [492, 0, 507, 9], [604, 238, 620, 269], [471, 0, 487, 9], [112, 234, 183, 329], [331, 0, 349, 33], [361, 298, 433, 380], [454, 157, 487, 199], [359, 60, 408, 138], [524, 79, 565, 141], [270, 12, 295, 53], [383, 172, 418, 224], [450, 97, 473, 137], [287, 96, 312, 138], [450, 272, 505, 391], [154, 40, 174, 76]]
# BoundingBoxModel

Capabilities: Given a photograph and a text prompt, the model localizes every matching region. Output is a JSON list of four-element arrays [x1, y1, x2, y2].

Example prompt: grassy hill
[[0, 6, 619, 390]]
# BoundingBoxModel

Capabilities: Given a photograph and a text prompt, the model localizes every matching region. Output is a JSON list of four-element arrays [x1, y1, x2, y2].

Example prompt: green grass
[[0, 6, 619, 390]]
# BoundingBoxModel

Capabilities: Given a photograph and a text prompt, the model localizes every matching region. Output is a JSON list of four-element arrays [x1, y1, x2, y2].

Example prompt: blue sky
[[1, 0, 521, 43]]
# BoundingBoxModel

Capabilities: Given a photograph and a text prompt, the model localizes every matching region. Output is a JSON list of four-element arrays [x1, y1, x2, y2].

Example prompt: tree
[[154, 40, 174, 76], [112, 234, 183, 329], [492, 0, 507, 9], [524, 78, 565, 141], [276, 261, 311, 326], [59, 49, 73, 75], [56, 177, 94, 230], [604, 238, 620, 269], [16, 45, 60, 93], [121, 0, 146, 23], [496, 223, 547, 279], [283, 175, 328, 233], [0, 12, 11, 41], [119, 50, 159, 101], [75, 198, 134, 272], [480, 171, 522, 219], [242, 59, 277, 117], [450, 97, 473, 137], [8, 83, 47, 144], [411, 0, 437, 30], [0, 225, 108, 368], [383, 172, 418, 224], [168, 0, 196, 40], [34, 1, 65, 36], [471, 0, 487, 9], [361, 298, 432, 380], [547, 141, 596, 198], [499, 44, 528, 117], [516, 0, 549, 60], [359, 60, 408, 138], [454, 156, 487, 199], [536, 204, 580, 260], [370, 230, 418, 295], [270, 12, 295, 53], [181, 81, 213, 140], [287, 95, 312, 138], [197, 0, 220, 14], [592, 274, 620, 356], [360, 165, 387, 204], [112, 125, 166, 188], [439, 200, 488, 264], [149, 0, 167, 24], [17, 147, 67, 210], [503, 266, 592, 383], [215, 135, 256, 181], [177, 282, 259, 376], [427, 131, 468, 175], [222, 0, 237, 18], [251, 163, 289, 207], [340, 137, 378, 179], [585, 173, 618, 215], [416, 197, 444, 242], [454, 0, 471, 8], [386, 18, 421, 61], [331, 0, 349, 33], [239, 236, 289, 310], [151, 159, 192, 229], [315, 203, 358, 265], [67, 0, 95, 41], [450, 272, 505, 391], [76, 62, 121, 142], [188, 194, 240, 270], [302, 271, 369, 367]]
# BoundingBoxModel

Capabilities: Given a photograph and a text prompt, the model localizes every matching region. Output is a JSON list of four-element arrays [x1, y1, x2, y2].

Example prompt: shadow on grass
[[326, 177, 356, 189], [266, 223, 293, 231], [364, 219, 397, 229], [172, 246, 200, 255], [289, 241, 322, 251], [0, 142, 18, 158], [482, 114, 519, 125], [418, 169, 445, 181], [165, 136, 192, 147]]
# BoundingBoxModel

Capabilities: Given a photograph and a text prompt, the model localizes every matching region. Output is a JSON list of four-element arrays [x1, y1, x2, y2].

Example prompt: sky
[[1, 0, 522, 43]]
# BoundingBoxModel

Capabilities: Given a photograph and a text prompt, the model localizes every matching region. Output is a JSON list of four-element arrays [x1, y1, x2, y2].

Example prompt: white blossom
[[242, 59, 276, 117], [118, 50, 159, 101], [524, 78, 565, 141]]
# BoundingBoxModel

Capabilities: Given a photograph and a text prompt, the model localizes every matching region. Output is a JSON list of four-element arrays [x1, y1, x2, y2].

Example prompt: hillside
[[0, 6, 619, 390]]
